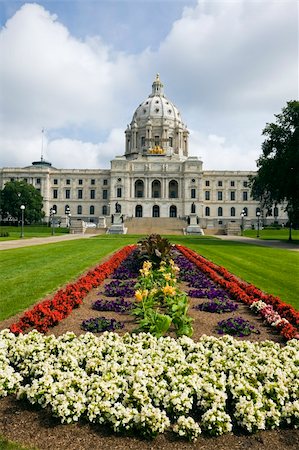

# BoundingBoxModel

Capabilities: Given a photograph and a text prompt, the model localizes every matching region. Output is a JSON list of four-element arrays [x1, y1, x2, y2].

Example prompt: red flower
[[9, 245, 136, 335]]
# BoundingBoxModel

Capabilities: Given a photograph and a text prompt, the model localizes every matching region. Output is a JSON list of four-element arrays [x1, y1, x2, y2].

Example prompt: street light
[[50, 208, 56, 235], [256, 211, 261, 238], [240, 209, 246, 236], [20, 205, 25, 238], [65, 206, 71, 228]]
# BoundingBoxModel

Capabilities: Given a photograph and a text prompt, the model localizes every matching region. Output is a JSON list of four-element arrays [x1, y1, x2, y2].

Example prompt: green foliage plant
[[132, 258, 193, 337], [138, 234, 172, 268]]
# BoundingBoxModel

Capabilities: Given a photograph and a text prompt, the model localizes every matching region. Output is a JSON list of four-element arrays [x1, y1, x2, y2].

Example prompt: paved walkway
[[215, 235, 299, 251], [0, 233, 298, 251], [0, 233, 95, 251]]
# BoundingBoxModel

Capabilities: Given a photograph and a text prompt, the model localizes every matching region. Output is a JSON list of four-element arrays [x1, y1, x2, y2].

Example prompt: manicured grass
[[171, 236, 299, 310], [0, 236, 139, 320], [243, 228, 299, 243], [0, 225, 69, 240], [0, 235, 298, 321]]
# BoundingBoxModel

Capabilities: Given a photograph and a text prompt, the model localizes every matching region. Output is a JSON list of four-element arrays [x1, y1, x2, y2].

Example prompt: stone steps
[[125, 218, 186, 235]]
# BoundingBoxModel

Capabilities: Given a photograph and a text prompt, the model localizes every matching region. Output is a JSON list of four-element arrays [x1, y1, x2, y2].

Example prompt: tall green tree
[[0, 180, 45, 223], [250, 100, 299, 230]]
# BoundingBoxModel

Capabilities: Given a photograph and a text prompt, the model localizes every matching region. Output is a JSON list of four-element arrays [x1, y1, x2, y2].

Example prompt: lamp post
[[287, 205, 293, 242], [256, 211, 261, 238], [240, 209, 246, 236], [20, 205, 25, 238], [65, 206, 71, 228], [50, 208, 56, 236]]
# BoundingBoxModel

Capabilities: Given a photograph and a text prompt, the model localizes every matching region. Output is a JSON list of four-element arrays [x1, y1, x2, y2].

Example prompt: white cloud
[[0, 1, 297, 171], [189, 129, 258, 171]]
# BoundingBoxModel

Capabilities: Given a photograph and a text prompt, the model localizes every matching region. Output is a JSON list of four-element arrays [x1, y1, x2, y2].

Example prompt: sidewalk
[[214, 235, 299, 251], [0, 233, 96, 251], [1, 233, 298, 251]]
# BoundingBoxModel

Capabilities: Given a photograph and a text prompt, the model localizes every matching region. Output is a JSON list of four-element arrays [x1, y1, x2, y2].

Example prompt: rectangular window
[[230, 191, 236, 201], [36, 178, 41, 184], [66, 179, 71, 185], [141, 136, 145, 146], [65, 189, 70, 199], [90, 189, 95, 199], [78, 189, 83, 199], [53, 189, 58, 199], [154, 135, 159, 145], [205, 180, 210, 187], [243, 181, 248, 187], [78, 179, 83, 185], [205, 191, 210, 201], [191, 188, 196, 199], [230, 180, 235, 187], [91, 179, 95, 185], [243, 191, 248, 201], [117, 187, 122, 198], [102, 189, 108, 200], [54, 179, 58, 185], [169, 137, 173, 147], [217, 191, 223, 201], [218, 180, 223, 187], [103, 179, 108, 185]]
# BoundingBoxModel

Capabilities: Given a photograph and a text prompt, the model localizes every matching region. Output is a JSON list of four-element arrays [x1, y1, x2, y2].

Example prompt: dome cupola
[[125, 74, 189, 159]]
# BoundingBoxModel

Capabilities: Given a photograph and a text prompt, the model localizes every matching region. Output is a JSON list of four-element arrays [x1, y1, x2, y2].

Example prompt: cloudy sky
[[0, 0, 298, 171]]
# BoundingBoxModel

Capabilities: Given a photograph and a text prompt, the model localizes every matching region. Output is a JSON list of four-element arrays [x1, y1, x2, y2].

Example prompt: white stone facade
[[0, 75, 287, 230]]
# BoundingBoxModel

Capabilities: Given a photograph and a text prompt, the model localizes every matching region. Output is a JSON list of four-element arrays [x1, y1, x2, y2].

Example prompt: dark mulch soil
[[0, 267, 298, 449]]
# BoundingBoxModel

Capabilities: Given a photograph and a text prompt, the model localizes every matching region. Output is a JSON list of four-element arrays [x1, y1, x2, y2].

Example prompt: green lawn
[[0, 225, 69, 240], [243, 228, 299, 243], [170, 236, 299, 310], [0, 236, 139, 320], [0, 235, 298, 321]]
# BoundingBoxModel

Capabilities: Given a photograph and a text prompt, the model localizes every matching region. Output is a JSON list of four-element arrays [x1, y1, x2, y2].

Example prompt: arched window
[[243, 207, 248, 216], [102, 205, 107, 215], [152, 205, 160, 217], [169, 205, 177, 217], [135, 205, 143, 217], [191, 202, 196, 213], [218, 207, 223, 216], [274, 206, 279, 217], [256, 207, 261, 216], [205, 206, 210, 216], [52, 205, 57, 214], [90, 205, 95, 215], [64, 204, 70, 214], [77, 205, 82, 215], [152, 180, 161, 198], [230, 207, 235, 217], [135, 180, 144, 198], [169, 180, 178, 198]]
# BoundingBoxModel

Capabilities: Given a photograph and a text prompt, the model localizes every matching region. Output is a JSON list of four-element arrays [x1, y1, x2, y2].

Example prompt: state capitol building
[[0, 75, 285, 233]]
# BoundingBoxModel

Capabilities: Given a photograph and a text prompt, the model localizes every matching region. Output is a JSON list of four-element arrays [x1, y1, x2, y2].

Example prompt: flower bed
[[176, 245, 299, 341], [9, 245, 136, 334], [0, 329, 298, 441]]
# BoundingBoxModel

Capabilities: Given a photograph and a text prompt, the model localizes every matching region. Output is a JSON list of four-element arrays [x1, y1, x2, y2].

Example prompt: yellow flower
[[135, 289, 148, 302], [162, 284, 176, 296], [163, 273, 172, 281]]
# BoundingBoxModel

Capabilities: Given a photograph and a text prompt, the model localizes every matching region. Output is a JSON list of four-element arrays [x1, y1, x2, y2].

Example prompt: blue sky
[[0, 0, 298, 170]]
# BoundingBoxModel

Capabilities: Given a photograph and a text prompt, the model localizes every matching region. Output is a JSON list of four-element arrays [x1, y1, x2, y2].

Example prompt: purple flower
[[81, 317, 124, 332], [216, 317, 260, 336], [194, 299, 238, 313], [92, 298, 133, 313]]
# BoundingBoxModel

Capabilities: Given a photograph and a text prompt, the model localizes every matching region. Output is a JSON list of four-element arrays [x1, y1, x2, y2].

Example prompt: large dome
[[132, 74, 183, 126], [125, 74, 189, 159]]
